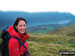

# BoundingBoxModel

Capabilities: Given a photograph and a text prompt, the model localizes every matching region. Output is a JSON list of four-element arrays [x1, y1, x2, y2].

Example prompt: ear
[[15, 25, 18, 29]]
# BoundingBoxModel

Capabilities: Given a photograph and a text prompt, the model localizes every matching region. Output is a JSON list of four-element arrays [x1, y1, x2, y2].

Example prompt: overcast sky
[[0, 0, 75, 15]]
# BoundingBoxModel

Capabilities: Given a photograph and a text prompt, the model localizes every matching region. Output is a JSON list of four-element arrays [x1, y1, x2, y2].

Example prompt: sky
[[0, 0, 75, 15]]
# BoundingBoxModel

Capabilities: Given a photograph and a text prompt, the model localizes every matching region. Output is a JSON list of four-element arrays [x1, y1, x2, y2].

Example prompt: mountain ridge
[[0, 11, 75, 30]]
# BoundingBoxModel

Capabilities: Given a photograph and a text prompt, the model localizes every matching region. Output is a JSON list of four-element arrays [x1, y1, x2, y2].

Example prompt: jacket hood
[[8, 26, 29, 41]]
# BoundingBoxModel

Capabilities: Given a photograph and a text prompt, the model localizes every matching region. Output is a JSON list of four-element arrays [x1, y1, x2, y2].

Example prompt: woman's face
[[15, 20, 26, 34]]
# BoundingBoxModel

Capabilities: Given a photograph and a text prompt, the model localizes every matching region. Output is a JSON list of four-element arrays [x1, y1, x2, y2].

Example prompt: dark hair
[[13, 17, 27, 27]]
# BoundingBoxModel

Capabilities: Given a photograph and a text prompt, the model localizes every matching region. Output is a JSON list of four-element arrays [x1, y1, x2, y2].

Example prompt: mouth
[[21, 29, 25, 32]]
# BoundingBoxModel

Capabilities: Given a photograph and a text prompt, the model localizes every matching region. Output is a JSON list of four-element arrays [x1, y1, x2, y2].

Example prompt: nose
[[22, 26, 26, 29]]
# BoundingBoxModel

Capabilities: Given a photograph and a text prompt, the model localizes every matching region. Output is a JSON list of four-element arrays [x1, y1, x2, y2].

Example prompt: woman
[[8, 17, 29, 56]]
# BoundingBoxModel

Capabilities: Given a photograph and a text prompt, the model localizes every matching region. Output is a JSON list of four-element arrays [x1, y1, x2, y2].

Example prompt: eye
[[19, 25, 22, 27]]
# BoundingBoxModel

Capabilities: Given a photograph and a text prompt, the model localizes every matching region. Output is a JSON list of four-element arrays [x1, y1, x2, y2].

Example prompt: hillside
[[0, 25, 75, 56], [0, 11, 75, 30], [27, 24, 67, 33], [68, 20, 75, 24], [48, 24, 75, 36], [24, 33, 75, 56], [27, 24, 75, 35], [27, 24, 75, 56]]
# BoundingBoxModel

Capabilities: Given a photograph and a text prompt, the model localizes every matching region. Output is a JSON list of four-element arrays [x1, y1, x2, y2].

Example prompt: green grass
[[28, 41, 75, 56], [28, 33, 75, 44], [0, 25, 75, 56], [51, 24, 75, 36], [27, 33, 75, 56], [28, 26, 55, 34]]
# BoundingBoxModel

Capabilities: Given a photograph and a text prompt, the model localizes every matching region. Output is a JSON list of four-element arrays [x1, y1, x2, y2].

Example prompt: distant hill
[[27, 23, 75, 35], [68, 20, 75, 24], [48, 24, 75, 36], [27, 24, 68, 33], [27, 24, 55, 33], [0, 11, 75, 30]]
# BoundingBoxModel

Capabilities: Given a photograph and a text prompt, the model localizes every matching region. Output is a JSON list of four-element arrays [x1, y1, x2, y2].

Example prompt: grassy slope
[[33, 27, 55, 33], [28, 41, 75, 56], [0, 24, 75, 56], [28, 33, 75, 56], [28, 25, 75, 56], [27, 25, 55, 34], [48, 24, 75, 36]]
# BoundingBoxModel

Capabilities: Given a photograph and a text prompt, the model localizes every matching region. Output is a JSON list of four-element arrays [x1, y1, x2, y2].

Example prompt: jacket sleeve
[[8, 38, 20, 56], [24, 42, 29, 48]]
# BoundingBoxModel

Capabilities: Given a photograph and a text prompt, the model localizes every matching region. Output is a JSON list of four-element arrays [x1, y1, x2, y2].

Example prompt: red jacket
[[8, 26, 29, 56]]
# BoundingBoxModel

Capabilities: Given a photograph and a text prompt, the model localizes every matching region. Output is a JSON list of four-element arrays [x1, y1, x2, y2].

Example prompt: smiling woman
[[13, 17, 27, 34], [0, 17, 30, 56]]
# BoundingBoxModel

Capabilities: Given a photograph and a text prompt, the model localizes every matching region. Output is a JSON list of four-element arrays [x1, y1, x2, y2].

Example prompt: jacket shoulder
[[8, 38, 19, 48]]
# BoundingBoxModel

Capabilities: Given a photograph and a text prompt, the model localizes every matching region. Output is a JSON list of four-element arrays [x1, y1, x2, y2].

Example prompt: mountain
[[0, 11, 75, 30], [68, 20, 75, 24], [48, 24, 75, 36], [27, 24, 68, 33]]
